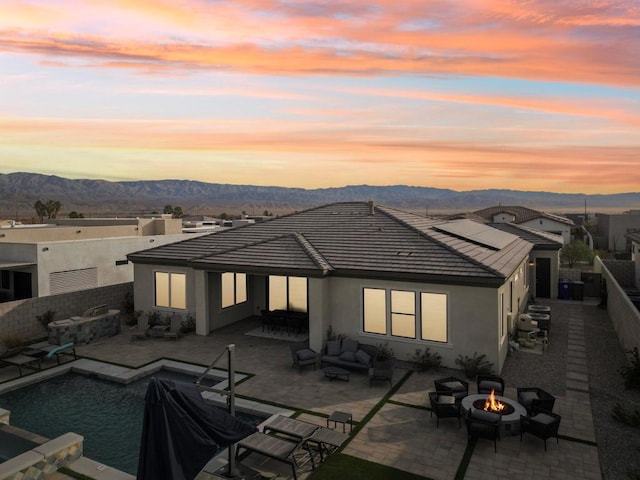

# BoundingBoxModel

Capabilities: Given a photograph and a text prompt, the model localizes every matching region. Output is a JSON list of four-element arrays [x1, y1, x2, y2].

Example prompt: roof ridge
[[292, 233, 334, 274]]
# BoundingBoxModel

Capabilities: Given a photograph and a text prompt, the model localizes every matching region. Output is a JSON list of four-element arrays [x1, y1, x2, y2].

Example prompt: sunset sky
[[1, 1, 639, 194]]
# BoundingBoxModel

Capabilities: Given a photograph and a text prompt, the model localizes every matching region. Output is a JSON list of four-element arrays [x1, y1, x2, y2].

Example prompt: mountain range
[[1, 172, 638, 219]]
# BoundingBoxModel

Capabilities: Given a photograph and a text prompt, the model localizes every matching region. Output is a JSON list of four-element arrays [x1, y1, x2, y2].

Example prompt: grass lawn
[[307, 453, 431, 480]]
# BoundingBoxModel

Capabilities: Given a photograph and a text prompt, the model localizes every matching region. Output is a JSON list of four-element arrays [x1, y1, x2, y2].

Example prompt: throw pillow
[[355, 349, 371, 365], [341, 337, 359, 354], [339, 351, 356, 362], [326, 340, 341, 356], [296, 349, 316, 361]]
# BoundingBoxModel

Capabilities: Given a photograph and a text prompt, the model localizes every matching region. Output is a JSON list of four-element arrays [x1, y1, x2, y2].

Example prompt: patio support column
[[308, 277, 330, 352], [194, 269, 209, 335]]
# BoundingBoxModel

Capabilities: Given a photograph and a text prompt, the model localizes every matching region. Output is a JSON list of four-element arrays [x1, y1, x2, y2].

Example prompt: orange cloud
[[0, 0, 638, 86]]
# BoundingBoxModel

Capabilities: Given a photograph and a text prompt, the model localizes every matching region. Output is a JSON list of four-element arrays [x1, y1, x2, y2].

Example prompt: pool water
[[0, 370, 263, 475]]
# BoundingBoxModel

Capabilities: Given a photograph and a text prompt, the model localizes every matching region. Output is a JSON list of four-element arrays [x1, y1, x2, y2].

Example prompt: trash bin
[[558, 279, 572, 300], [571, 281, 584, 301]]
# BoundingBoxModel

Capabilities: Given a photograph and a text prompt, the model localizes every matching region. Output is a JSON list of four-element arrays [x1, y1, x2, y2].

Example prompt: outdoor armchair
[[434, 376, 469, 402], [465, 408, 501, 452], [517, 387, 556, 416], [520, 409, 561, 451], [369, 358, 394, 387], [290, 343, 317, 372], [476, 374, 505, 396], [428, 391, 462, 428]]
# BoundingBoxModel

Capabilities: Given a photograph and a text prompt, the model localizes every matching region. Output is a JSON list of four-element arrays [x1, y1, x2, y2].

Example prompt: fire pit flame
[[483, 389, 506, 413]]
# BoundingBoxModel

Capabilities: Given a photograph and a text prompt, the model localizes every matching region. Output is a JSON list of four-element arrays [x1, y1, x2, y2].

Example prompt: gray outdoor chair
[[290, 343, 317, 372]]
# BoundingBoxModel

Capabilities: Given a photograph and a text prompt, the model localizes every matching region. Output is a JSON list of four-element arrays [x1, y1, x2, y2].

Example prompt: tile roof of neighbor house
[[128, 202, 533, 286], [626, 231, 640, 243], [488, 223, 564, 249], [470, 205, 575, 226]]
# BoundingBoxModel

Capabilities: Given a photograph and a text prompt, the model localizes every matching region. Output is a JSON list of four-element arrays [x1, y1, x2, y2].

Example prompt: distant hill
[[0, 172, 638, 219]]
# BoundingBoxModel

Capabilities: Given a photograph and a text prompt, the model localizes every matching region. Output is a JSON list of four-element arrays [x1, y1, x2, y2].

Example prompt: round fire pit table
[[462, 394, 527, 436]]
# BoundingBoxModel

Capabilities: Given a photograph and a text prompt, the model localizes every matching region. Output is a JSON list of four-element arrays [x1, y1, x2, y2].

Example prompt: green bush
[[455, 352, 494, 379], [611, 402, 640, 427], [326, 325, 345, 342], [36, 310, 55, 329], [146, 310, 162, 327], [376, 342, 395, 361], [407, 348, 442, 372], [619, 347, 640, 390]]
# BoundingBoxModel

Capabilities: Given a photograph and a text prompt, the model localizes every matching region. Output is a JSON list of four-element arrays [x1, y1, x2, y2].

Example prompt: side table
[[327, 411, 352, 433]]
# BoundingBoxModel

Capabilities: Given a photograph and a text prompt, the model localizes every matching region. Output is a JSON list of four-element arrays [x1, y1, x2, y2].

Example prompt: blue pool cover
[[137, 378, 257, 480]]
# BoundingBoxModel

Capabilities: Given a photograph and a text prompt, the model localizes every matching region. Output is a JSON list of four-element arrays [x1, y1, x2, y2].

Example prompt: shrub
[[326, 325, 345, 342], [376, 342, 395, 361], [611, 402, 640, 427], [146, 310, 162, 327], [121, 292, 142, 326], [407, 348, 442, 372], [619, 347, 640, 390], [180, 313, 196, 334], [455, 352, 494, 379], [0, 332, 26, 350], [36, 310, 55, 329]]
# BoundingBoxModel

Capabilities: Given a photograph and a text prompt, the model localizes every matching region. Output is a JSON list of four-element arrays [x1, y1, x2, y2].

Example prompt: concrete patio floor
[[1, 298, 604, 480]]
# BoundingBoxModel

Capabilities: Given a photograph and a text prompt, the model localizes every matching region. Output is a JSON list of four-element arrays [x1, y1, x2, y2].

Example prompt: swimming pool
[[0, 370, 264, 475]]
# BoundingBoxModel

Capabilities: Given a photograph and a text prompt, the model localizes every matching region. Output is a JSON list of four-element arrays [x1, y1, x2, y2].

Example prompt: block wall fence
[[0, 283, 133, 343]]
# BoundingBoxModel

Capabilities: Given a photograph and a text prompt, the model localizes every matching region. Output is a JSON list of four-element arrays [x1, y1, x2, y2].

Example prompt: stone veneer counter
[[48, 309, 120, 345]]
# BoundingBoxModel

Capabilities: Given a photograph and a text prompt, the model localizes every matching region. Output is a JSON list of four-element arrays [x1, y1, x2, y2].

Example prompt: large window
[[268, 275, 307, 312], [363, 287, 448, 342], [391, 290, 416, 338], [221, 272, 247, 308], [155, 272, 186, 309], [363, 288, 386, 334], [421, 292, 448, 342]]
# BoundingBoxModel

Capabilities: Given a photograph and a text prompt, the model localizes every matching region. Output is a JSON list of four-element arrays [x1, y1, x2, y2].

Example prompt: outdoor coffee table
[[327, 411, 352, 433], [323, 366, 350, 382]]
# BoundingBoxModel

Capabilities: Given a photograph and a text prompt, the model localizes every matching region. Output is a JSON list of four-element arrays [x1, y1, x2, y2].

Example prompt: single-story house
[[470, 206, 574, 245], [127, 202, 538, 373]]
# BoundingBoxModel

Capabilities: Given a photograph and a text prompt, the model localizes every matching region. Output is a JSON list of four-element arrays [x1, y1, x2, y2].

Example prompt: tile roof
[[488, 223, 563, 249], [471, 206, 575, 226], [128, 202, 533, 286], [626, 231, 640, 244]]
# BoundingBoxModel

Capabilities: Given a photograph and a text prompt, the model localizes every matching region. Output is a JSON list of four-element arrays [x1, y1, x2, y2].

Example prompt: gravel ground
[[584, 305, 640, 480], [501, 301, 640, 480]]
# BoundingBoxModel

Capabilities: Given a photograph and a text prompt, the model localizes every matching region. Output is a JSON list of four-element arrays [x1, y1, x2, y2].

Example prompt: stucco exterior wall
[[32, 235, 188, 297], [520, 218, 571, 245]]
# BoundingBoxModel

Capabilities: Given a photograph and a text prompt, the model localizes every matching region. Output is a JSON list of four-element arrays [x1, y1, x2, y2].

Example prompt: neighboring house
[[128, 202, 537, 373], [626, 231, 640, 290], [0, 215, 200, 302], [469, 206, 574, 245], [597, 211, 640, 253]]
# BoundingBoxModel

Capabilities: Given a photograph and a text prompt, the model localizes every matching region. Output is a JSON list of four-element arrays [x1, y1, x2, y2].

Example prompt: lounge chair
[[0, 353, 42, 377], [428, 391, 462, 428], [131, 315, 150, 341], [236, 431, 313, 480], [434, 376, 469, 402], [476, 374, 505, 396], [465, 408, 501, 452], [27, 341, 77, 365], [163, 315, 183, 340], [290, 343, 317, 372]]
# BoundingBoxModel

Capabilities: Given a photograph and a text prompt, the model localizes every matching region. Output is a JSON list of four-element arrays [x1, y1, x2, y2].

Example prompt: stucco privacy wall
[[595, 257, 640, 351], [0, 283, 132, 342]]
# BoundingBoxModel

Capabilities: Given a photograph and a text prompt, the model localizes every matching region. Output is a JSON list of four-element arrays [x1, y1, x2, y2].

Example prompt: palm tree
[[34, 199, 62, 222]]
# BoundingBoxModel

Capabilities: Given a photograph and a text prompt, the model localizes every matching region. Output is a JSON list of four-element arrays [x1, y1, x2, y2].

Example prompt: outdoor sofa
[[320, 337, 377, 371]]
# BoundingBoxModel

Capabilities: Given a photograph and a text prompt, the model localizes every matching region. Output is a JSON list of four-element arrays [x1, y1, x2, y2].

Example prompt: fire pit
[[461, 393, 527, 436], [472, 389, 516, 416]]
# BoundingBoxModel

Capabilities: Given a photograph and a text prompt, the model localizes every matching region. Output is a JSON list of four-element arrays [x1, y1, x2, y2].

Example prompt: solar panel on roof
[[433, 220, 517, 250]]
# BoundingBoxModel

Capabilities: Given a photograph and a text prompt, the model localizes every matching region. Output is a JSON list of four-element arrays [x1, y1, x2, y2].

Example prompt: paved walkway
[[0, 299, 604, 479]]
